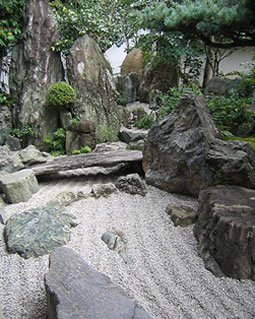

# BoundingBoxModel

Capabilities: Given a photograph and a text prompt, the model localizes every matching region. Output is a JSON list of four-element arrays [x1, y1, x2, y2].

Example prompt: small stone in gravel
[[166, 204, 198, 227]]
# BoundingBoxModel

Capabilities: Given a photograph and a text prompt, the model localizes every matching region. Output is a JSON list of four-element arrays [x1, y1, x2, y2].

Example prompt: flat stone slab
[[5, 205, 77, 258], [31, 150, 143, 179], [0, 169, 39, 203], [45, 247, 152, 319]]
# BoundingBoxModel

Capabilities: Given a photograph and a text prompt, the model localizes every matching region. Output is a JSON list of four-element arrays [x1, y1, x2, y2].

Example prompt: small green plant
[[135, 114, 155, 129], [47, 82, 75, 108], [43, 128, 65, 156], [96, 124, 118, 144], [10, 124, 34, 142], [70, 118, 80, 125], [72, 145, 92, 155]]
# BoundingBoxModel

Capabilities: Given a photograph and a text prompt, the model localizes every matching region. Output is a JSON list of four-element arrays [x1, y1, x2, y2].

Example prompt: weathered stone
[[204, 77, 241, 96], [31, 150, 143, 179], [121, 48, 144, 89], [115, 73, 137, 105], [5, 205, 77, 259], [193, 186, 255, 281], [0, 197, 7, 224], [59, 110, 72, 129], [65, 120, 96, 154], [45, 247, 151, 319], [139, 60, 179, 103], [18, 145, 52, 166], [119, 127, 148, 144], [0, 145, 24, 173], [120, 101, 152, 128], [143, 94, 255, 197], [91, 183, 117, 198], [0, 169, 39, 203], [101, 231, 119, 250], [166, 204, 197, 227], [67, 35, 120, 133], [0, 104, 12, 146], [9, 0, 64, 149], [129, 139, 145, 151], [115, 173, 147, 196], [94, 141, 128, 152], [5, 135, 21, 151]]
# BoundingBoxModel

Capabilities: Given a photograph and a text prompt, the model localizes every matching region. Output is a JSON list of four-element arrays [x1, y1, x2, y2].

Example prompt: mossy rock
[[223, 136, 255, 151]]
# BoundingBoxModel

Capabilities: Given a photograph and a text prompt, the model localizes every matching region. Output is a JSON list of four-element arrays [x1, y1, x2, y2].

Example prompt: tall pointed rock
[[9, 0, 64, 149]]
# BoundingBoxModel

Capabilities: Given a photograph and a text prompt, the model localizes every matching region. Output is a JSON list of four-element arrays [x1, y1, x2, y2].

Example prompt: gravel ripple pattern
[[0, 177, 255, 319]]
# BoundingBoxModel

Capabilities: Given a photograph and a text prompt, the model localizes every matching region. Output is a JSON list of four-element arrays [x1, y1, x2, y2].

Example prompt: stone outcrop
[[0, 169, 39, 203], [118, 127, 148, 144], [121, 48, 144, 89], [94, 141, 128, 152], [44, 247, 152, 319], [5, 205, 77, 259], [204, 77, 241, 96], [115, 173, 147, 196], [166, 204, 197, 227], [9, 0, 64, 149], [0, 145, 24, 173], [193, 186, 255, 280], [115, 73, 137, 105], [31, 150, 143, 179], [143, 94, 255, 197], [139, 60, 179, 103], [91, 183, 117, 198], [18, 145, 52, 165], [119, 101, 152, 128], [66, 35, 120, 133], [0, 104, 12, 146], [65, 120, 96, 154]]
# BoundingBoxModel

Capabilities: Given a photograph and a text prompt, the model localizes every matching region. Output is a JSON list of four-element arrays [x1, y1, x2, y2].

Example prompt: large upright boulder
[[66, 35, 120, 133], [143, 94, 255, 197], [0, 104, 12, 146], [9, 0, 64, 149]]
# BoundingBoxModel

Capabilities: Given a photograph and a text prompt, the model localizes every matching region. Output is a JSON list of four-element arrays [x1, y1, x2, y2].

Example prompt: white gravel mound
[[0, 177, 255, 319]]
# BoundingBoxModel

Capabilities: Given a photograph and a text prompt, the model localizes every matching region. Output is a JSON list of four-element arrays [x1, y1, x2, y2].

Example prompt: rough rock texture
[[115, 73, 137, 105], [31, 150, 143, 179], [0, 104, 12, 146], [115, 173, 147, 196], [0, 145, 24, 173], [139, 61, 179, 103], [5, 205, 77, 259], [143, 94, 255, 197], [194, 186, 255, 280], [129, 139, 145, 151], [9, 0, 64, 149], [204, 77, 241, 96], [5, 135, 21, 151], [44, 247, 152, 319], [67, 35, 120, 133], [65, 120, 96, 154], [0, 169, 39, 203], [121, 48, 144, 89], [119, 101, 152, 128], [94, 141, 128, 152], [18, 145, 52, 165], [166, 204, 197, 227], [91, 183, 117, 198], [119, 127, 148, 144]]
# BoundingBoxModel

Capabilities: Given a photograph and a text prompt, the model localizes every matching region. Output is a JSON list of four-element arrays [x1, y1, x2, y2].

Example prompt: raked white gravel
[[0, 177, 255, 319]]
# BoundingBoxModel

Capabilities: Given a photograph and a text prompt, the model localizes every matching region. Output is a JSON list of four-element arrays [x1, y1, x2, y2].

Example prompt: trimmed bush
[[47, 82, 75, 108]]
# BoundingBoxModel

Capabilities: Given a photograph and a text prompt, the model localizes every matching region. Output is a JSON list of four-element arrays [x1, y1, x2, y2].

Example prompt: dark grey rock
[[118, 127, 148, 144], [31, 150, 143, 179], [44, 247, 152, 319], [143, 94, 255, 197], [9, 0, 64, 149], [5, 205, 77, 258], [194, 186, 255, 281], [115, 173, 147, 196], [91, 183, 117, 198], [67, 35, 120, 133], [5, 135, 21, 151], [166, 204, 197, 227], [0, 104, 12, 146], [0, 169, 39, 203]]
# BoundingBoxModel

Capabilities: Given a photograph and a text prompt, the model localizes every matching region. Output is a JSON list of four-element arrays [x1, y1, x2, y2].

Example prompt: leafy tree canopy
[[140, 0, 255, 48]]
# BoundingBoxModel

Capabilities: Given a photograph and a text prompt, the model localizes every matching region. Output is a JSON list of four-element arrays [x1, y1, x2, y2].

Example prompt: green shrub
[[72, 146, 92, 155], [10, 124, 34, 143], [135, 114, 154, 129], [47, 82, 75, 108], [96, 124, 118, 144], [43, 128, 65, 156]]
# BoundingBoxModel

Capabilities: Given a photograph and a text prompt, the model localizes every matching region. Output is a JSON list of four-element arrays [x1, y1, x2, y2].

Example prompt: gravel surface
[[0, 177, 255, 319]]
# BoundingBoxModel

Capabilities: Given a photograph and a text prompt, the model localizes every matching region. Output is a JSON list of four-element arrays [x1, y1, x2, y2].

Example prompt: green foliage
[[236, 65, 255, 98], [135, 114, 154, 129], [206, 93, 251, 134], [43, 128, 65, 156], [10, 124, 34, 141], [70, 118, 80, 125], [140, 0, 255, 48], [72, 146, 92, 155], [96, 124, 118, 144], [0, 91, 14, 108], [158, 85, 202, 119], [0, 0, 25, 50], [47, 82, 75, 108], [223, 136, 255, 152]]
